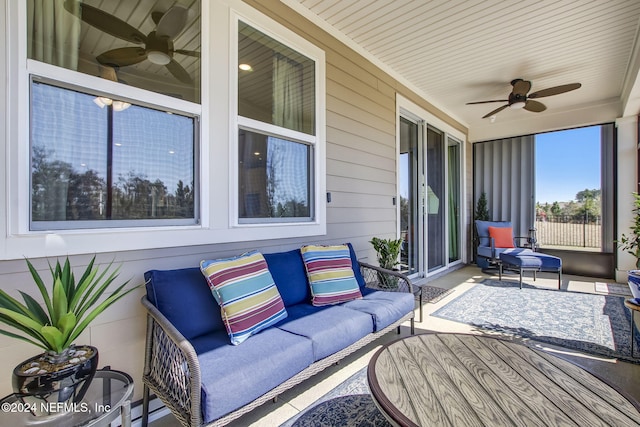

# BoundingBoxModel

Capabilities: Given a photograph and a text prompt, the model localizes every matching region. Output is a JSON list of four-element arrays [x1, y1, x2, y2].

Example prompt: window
[[24, 1, 201, 231], [237, 20, 317, 223], [30, 80, 197, 230], [27, 1, 201, 103]]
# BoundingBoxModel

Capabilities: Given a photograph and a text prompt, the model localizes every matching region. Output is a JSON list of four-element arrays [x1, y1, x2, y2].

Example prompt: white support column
[[616, 115, 638, 282]]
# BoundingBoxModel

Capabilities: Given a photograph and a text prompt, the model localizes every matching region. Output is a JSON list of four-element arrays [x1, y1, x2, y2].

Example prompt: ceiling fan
[[467, 79, 581, 119], [64, 1, 200, 85]]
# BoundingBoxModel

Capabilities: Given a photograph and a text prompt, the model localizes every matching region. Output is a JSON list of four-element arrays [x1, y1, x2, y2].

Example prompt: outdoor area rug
[[595, 281, 632, 297], [420, 285, 454, 304], [431, 279, 640, 362], [280, 368, 390, 427]]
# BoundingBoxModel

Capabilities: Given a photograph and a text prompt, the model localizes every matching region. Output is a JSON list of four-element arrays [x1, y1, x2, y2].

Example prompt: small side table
[[625, 298, 640, 358], [0, 367, 133, 427]]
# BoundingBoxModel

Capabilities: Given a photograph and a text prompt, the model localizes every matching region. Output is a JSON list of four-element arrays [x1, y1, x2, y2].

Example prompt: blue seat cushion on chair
[[275, 304, 373, 361], [342, 290, 414, 331], [500, 253, 542, 269], [145, 268, 224, 340], [479, 247, 531, 259], [194, 327, 314, 423], [532, 252, 562, 271], [263, 249, 311, 307]]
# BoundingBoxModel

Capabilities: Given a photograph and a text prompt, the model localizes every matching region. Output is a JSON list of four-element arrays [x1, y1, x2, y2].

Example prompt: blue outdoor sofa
[[140, 243, 415, 427]]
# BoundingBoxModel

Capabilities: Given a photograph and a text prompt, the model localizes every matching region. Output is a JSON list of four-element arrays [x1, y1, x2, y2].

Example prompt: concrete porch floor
[[149, 265, 640, 426]]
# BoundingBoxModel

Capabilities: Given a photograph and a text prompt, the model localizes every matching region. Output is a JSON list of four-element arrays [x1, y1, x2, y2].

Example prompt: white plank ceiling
[[285, 0, 640, 139]]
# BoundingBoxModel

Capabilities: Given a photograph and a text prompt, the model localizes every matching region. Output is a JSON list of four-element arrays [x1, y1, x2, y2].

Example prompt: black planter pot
[[12, 345, 99, 408]]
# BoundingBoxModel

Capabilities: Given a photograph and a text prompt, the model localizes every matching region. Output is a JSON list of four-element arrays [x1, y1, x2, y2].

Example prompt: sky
[[535, 125, 601, 204]]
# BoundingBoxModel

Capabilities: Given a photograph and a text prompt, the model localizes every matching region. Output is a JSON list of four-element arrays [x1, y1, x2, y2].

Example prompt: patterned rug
[[420, 285, 454, 304], [280, 368, 389, 427], [431, 279, 640, 362], [595, 281, 632, 296]]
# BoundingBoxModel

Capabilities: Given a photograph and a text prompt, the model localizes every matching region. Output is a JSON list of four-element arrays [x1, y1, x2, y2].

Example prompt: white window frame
[[229, 10, 326, 228]]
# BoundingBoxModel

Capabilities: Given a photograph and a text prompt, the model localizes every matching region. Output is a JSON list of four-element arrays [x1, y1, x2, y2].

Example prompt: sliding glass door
[[399, 114, 462, 277], [399, 117, 423, 276]]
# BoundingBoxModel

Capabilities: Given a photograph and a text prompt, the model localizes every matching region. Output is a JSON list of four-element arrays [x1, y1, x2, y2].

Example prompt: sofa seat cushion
[[342, 290, 414, 331], [263, 248, 311, 307], [194, 327, 314, 423], [145, 267, 224, 340], [275, 304, 373, 361]]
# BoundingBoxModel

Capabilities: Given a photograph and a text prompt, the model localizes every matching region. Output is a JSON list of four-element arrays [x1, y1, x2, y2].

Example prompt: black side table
[[0, 367, 133, 426]]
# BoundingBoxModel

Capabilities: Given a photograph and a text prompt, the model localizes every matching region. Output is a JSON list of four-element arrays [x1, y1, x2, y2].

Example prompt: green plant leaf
[[40, 325, 64, 354], [0, 329, 47, 350], [0, 312, 48, 346], [0, 308, 44, 331], [18, 291, 50, 326], [51, 278, 68, 327], [25, 258, 54, 316], [69, 257, 97, 310], [0, 289, 33, 315], [69, 265, 99, 313], [67, 285, 138, 345], [57, 312, 77, 343], [75, 269, 124, 319]]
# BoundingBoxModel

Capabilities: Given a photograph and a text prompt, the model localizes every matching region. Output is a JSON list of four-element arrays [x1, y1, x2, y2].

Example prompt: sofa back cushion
[[346, 243, 366, 289], [145, 267, 224, 340], [263, 248, 311, 307], [300, 244, 363, 306], [200, 251, 288, 345]]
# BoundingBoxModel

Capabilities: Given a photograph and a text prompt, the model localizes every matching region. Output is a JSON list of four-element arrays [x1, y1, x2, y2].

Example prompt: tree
[[475, 192, 489, 220], [576, 188, 601, 203]]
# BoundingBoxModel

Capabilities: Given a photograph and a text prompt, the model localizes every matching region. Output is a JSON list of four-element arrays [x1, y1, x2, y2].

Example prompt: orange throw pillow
[[488, 226, 515, 248]]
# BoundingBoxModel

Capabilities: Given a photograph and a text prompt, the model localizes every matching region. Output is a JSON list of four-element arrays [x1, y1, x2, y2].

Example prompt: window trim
[[229, 11, 326, 228]]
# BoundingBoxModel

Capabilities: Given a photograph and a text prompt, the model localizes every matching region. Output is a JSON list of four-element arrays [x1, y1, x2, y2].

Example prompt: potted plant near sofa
[[0, 256, 138, 414], [620, 193, 640, 298], [370, 237, 403, 288]]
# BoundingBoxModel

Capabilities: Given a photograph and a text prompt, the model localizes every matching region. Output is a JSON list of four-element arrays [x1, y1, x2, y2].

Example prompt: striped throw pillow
[[300, 244, 363, 306], [200, 251, 288, 345]]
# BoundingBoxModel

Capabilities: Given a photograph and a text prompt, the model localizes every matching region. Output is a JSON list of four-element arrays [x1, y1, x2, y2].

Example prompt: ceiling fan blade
[[166, 60, 193, 84], [174, 49, 201, 58], [528, 83, 582, 99], [523, 100, 547, 113], [64, 0, 146, 44], [466, 99, 508, 105], [156, 6, 191, 39], [512, 79, 532, 96], [97, 47, 147, 67], [151, 11, 164, 26], [482, 104, 508, 119]]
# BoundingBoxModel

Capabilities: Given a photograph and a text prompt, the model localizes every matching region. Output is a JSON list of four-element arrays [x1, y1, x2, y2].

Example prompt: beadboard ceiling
[[284, 0, 640, 140]]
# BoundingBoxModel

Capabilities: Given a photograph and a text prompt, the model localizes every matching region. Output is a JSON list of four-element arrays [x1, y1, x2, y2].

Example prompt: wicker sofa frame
[[140, 262, 414, 427]]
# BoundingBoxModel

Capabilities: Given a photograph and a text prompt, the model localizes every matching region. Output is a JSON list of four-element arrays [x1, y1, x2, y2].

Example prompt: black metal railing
[[534, 214, 601, 248]]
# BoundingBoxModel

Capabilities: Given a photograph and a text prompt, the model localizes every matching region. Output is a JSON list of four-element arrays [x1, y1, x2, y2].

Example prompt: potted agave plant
[[0, 256, 138, 411], [620, 193, 640, 299], [370, 237, 403, 289]]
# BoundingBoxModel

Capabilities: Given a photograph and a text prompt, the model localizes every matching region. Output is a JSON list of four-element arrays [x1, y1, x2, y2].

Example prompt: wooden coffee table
[[368, 333, 640, 427]]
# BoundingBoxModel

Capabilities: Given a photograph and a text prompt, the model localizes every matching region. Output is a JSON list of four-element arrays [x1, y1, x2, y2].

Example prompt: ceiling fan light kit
[[467, 78, 581, 119]]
